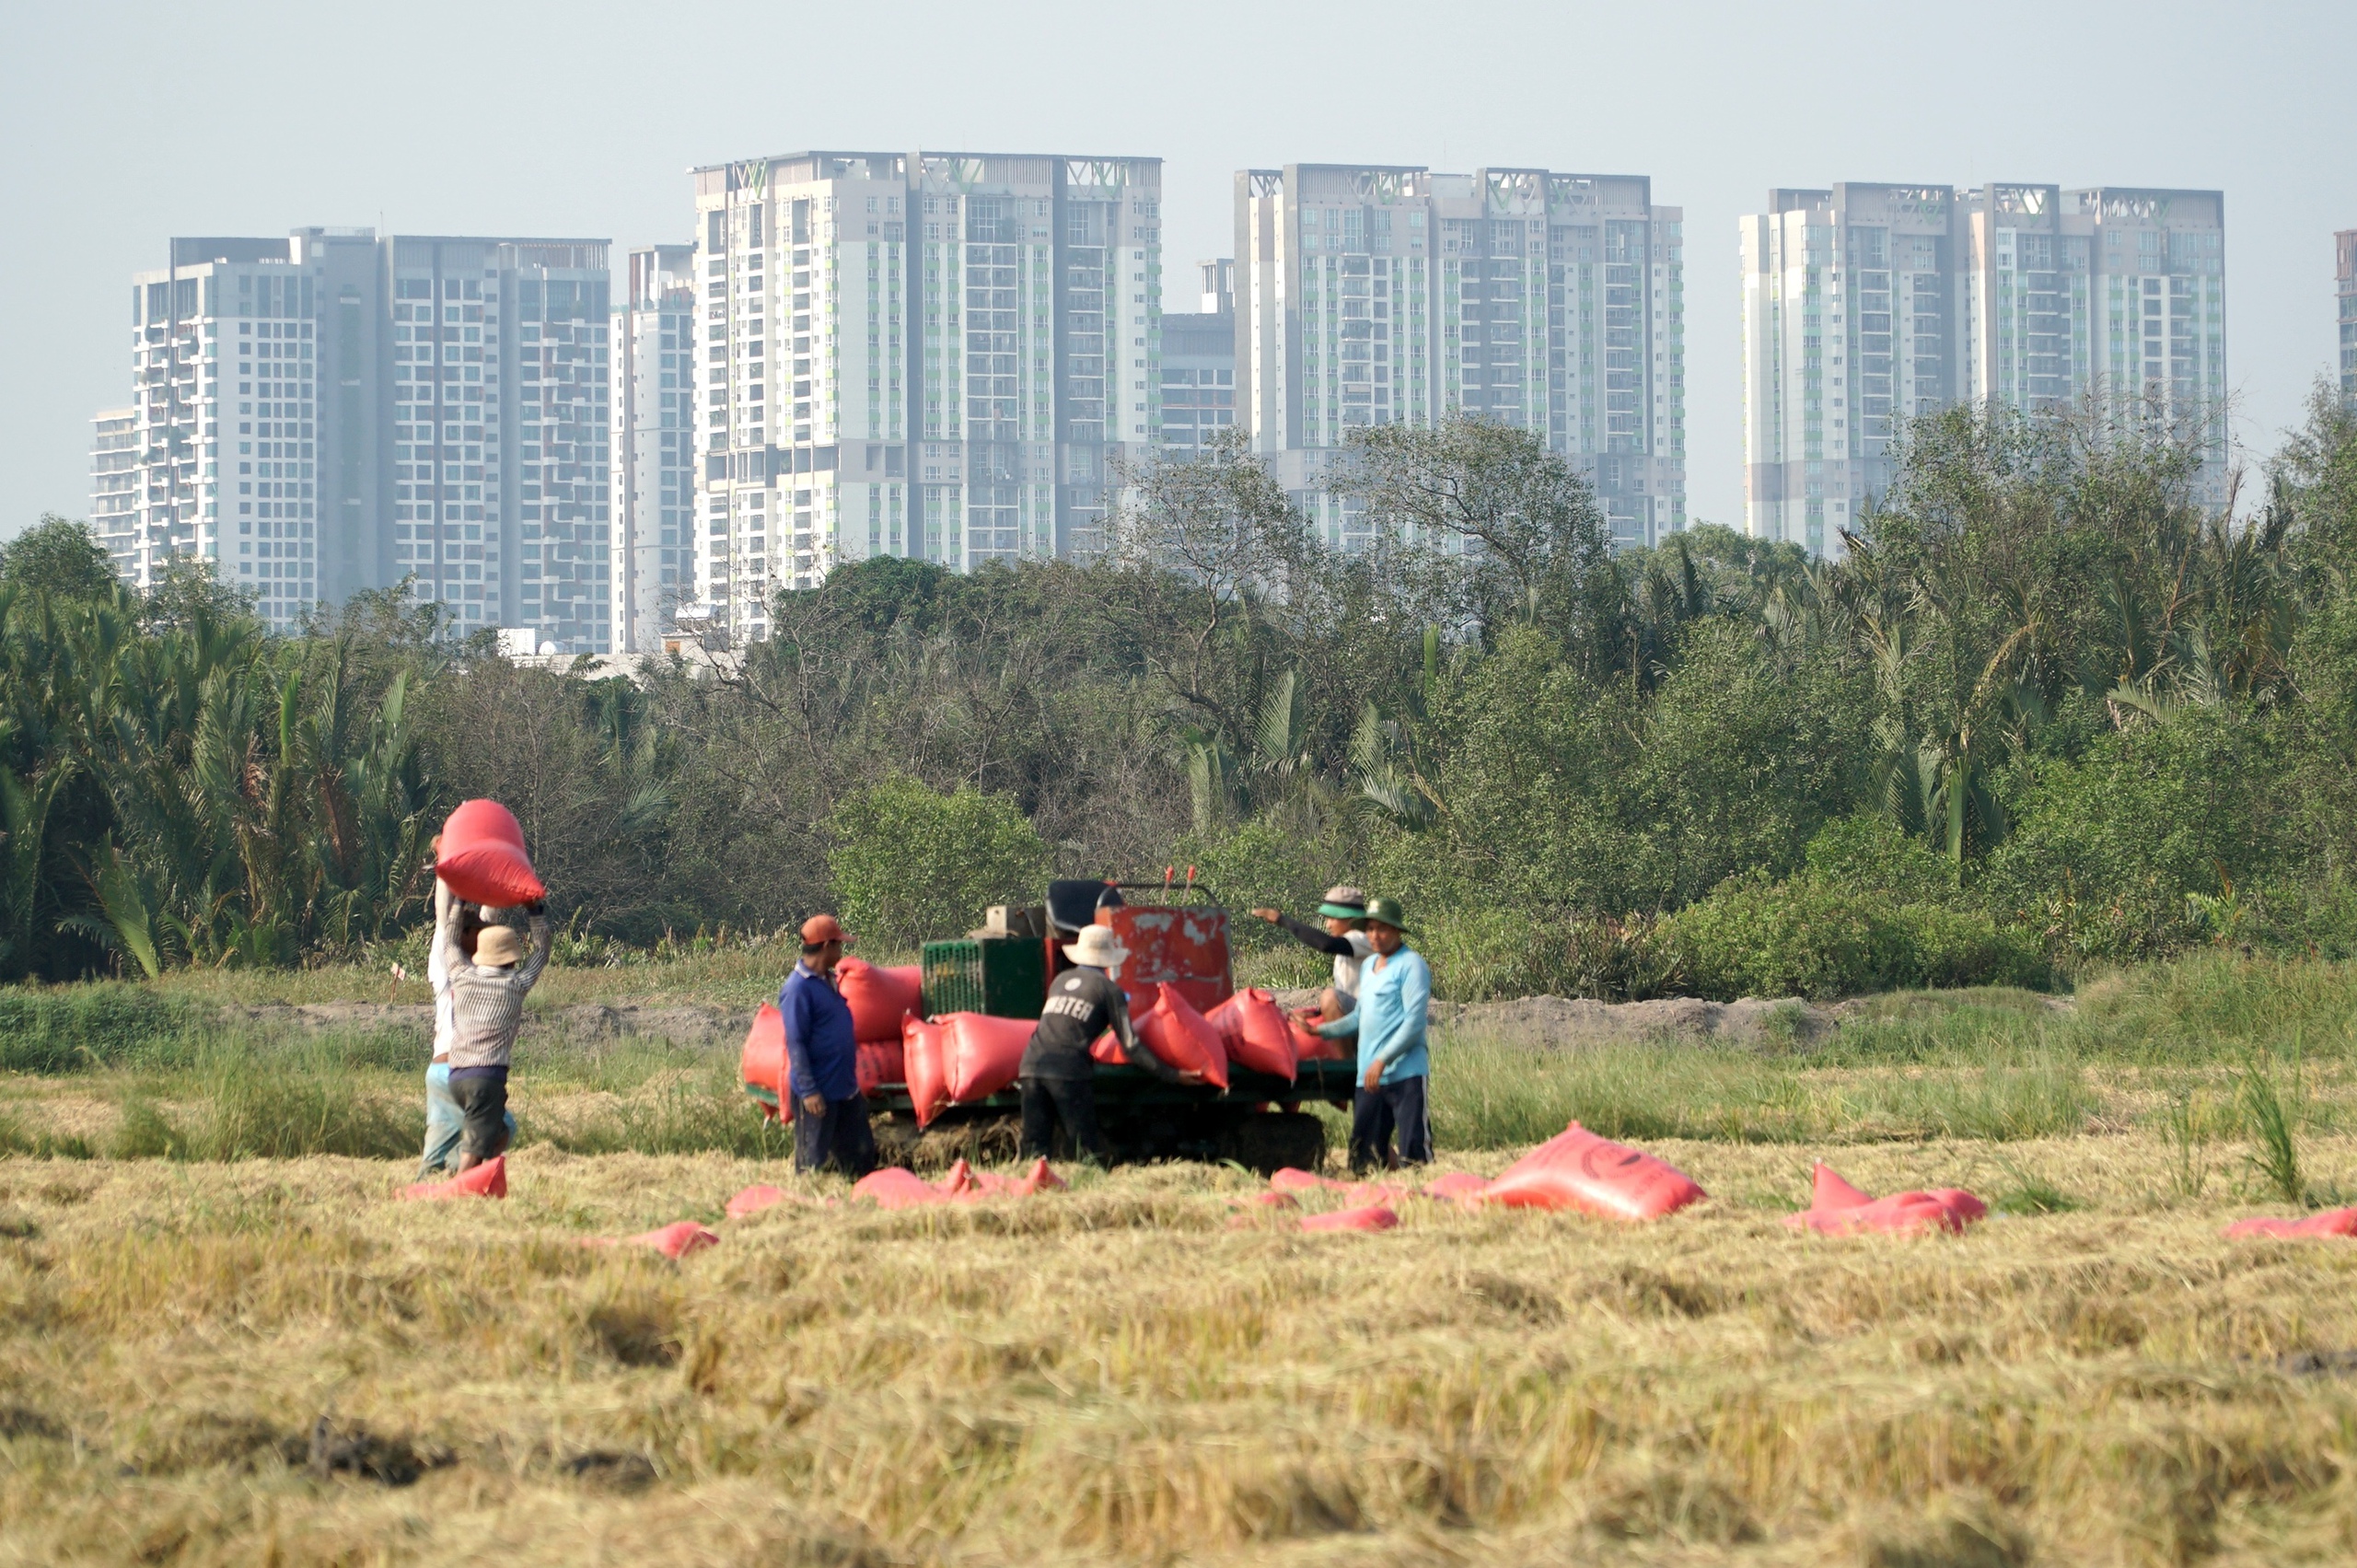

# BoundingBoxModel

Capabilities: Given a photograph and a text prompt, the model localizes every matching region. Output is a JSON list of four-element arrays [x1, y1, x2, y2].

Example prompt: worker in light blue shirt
[[1312, 895, 1431, 1170]]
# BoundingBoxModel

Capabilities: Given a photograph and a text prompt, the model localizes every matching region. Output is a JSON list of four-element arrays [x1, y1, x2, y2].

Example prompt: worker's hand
[[1362, 1063, 1381, 1093], [526, 900, 548, 917], [800, 1092, 827, 1116], [1249, 908, 1281, 924]]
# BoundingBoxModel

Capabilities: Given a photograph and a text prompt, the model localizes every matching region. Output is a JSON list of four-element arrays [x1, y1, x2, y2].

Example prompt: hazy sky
[[3, 0, 2348, 540]]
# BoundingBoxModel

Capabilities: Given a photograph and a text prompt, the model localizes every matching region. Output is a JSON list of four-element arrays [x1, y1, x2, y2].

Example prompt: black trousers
[[794, 1094, 878, 1178], [1350, 1074, 1433, 1172], [1019, 1075, 1110, 1163], [447, 1069, 511, 1162]]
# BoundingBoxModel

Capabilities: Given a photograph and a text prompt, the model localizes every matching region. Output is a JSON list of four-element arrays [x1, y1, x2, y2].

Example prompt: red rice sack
[[1782, 1165, 1986, 1237], [2223, 1206, 2357, 1239], [435, 798, 545, 906], [741, 1005, 786, 1112], [1134, 983, 1228, 1089], [854, 1038, 906, 1094], [588, 1220, 717, 1259], [902, 1015, 951, 1127], [938, 1012, 1035, 1104], [1479, 1121, 1707, 1221], [839, 958, 923, 1043], [1206, 987, 1297, 1082], [1302, 1203, 1398, 1233], [1289, 1010, 1346, 1062], [401, 1155, 506, 1201]]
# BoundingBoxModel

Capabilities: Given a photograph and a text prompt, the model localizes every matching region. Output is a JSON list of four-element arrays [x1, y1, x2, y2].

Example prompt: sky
[[2, 0, 2349, 541]]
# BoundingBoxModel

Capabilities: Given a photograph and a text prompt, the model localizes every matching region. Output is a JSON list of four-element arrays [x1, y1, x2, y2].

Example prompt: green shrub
[[827, 774, 1051, 953], [1659, 874, 2049, 1001], [0, 984, 201, 1073]]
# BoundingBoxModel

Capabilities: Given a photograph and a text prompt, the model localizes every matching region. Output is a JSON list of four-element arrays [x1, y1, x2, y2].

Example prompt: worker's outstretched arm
[[1364, 952, 1431, 1073], [1276, 914, 1354, 957], [428, 877, 455, 989], [433, 884, 466, 974]]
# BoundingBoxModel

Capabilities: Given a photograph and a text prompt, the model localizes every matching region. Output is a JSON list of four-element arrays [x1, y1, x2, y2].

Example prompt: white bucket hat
[[1062, 924, 1129, 969]]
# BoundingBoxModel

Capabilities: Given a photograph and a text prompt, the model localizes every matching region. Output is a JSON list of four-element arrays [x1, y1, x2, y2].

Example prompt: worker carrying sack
[[434, 799, 545, 906], [1479, 1121, 1707, 1221], [1206, 987, 1297, 1083], [838, 958, 923, 1043]]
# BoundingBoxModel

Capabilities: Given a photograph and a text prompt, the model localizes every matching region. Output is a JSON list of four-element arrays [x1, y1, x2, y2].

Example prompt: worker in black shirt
[[1019, 923, 1201, 1163]]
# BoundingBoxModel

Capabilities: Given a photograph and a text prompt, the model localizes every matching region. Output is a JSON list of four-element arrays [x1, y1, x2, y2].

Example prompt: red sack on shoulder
[[838, 958, 923, 1043], [903, 1015, 950, 1127], [435, 798, 544, 906], [1134, 983, 1228, 1089], [939, 1012, 1035, 1104], [1206, 987, 1297, 1083], [1479, 1121, 1706, 1221]]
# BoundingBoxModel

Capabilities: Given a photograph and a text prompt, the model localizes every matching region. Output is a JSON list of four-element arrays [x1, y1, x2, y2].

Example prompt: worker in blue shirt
[[1312, 895, 1432, 1171], [781, 913, 877, 1178]]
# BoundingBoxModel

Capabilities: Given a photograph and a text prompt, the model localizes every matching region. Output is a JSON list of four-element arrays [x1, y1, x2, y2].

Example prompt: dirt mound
[[1273, 989, 1831, 1049]]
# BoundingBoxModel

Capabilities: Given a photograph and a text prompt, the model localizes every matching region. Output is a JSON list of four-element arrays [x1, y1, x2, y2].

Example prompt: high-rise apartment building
[[1160, 260, 1235, 457], [1237, 165, 1684, 551], [610, 245, 698, 652], [116, 231, 611, 649], [1742, 183, 2227, 555], [2338, 230, 2356, 410], [686, 150, 1161, 641], [88, 409, 137, 574]]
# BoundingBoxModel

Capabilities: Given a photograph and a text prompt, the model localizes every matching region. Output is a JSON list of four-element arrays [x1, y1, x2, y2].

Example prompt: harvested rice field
[[3, 1124, 2357, 1567]]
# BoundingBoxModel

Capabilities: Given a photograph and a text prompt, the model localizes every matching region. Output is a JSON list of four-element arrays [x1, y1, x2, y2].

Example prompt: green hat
[[1362, 895, 1410, 934], [1315, 883, 1367, 921]]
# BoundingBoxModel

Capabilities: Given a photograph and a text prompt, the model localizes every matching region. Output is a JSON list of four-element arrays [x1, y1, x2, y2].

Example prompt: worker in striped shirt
[[435, 891, 552, 1173]]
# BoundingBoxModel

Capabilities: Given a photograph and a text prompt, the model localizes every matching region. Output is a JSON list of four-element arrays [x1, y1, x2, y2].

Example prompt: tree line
[[6, 380, 2356, 997]]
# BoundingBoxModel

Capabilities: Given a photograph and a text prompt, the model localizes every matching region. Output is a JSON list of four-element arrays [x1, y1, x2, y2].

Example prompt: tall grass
[[1430, 1035, 2096, 1149]]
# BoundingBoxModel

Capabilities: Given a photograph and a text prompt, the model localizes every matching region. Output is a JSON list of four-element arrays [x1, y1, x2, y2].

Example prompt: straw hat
[[1062, 924, 1129, 969], [475, 925, 524, 967]]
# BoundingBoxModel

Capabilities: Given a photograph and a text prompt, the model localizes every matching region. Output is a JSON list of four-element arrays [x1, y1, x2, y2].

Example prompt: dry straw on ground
[[1, 1129, 2355, 1566]]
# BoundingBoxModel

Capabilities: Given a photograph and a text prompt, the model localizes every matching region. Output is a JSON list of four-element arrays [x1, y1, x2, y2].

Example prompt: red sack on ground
[[590, 1220, 718, 1259], [1271, 1167, 1352, 1193], [435, 799, 544, 906], [741, 1005, 786, 1113], [402, 1155, 507, 1201], [1782, 1165, 1986, 1237], [853, 1167, 950, 1209], [2224, 1206, 2357, 1239], [1302, 1202, 1399, 1233], [855, 1038, 906, 1094], [902, 1016, 950, 1127], [954, 1156, 1068, 1198], [838, 958, 923, 1043], [1479, 1122, 1707, 1221], [1422, 1171, 1489, 1202], [1206, 988, 1297, 1083], [938, 1013, 1035, 1104], [1347, 1180, 1411, 1206], [1289, 1010, 1346, 1063], [725, 1183, 789, 1218], [1134, 983, 1228, 1089]]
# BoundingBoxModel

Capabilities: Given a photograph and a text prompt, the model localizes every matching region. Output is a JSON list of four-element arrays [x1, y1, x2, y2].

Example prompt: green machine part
[[920, 935, 1050, 1020]]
